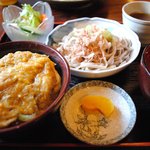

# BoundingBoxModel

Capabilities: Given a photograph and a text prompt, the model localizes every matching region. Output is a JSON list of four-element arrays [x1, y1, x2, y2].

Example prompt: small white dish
[[2, 1, 54, 44], [60, 80, 137, 145], [47, 17, 141, 78], [122, 1, 150, 45]]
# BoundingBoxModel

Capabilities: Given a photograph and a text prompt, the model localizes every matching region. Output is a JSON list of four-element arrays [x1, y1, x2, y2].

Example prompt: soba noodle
[[54, 24, 132, 71]]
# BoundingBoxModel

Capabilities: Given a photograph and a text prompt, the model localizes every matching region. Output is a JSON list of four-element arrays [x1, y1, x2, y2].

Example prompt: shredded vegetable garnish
[[54, 24, 132, 71], [13, 4, 47, 34]]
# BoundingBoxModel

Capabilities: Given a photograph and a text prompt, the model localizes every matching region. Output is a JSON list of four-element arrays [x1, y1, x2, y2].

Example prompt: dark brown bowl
[[0, 41, 70, 135], [139, 44, 150, 100]]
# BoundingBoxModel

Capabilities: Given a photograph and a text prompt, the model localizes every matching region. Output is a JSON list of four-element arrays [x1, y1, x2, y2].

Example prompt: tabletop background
[[0, 0, 150, 149]]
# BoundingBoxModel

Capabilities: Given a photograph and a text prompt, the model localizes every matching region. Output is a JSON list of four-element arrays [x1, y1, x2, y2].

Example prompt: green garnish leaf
[[14, 4, 43, 33], [103, 30, 113, 42]]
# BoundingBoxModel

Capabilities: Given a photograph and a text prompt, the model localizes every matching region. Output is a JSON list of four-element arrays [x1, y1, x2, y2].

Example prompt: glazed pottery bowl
[[0, 41, 70, 135]]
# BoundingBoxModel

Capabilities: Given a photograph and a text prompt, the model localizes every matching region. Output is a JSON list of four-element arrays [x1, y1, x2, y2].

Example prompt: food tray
[[0, 33, 150, 148]]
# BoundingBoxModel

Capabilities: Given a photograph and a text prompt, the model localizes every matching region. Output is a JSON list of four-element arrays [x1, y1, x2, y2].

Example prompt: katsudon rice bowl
[[0, 41, 70, 134]]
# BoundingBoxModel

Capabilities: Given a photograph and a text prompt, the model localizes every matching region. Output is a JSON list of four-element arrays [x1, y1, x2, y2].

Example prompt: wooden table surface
[[0, 0, 147, 35], [0, 0, 150, 149]]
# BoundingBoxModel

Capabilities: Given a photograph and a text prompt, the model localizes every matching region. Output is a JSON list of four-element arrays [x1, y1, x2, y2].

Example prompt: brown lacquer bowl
[[139, 44, 150, 100], [0, 41, 70, 135]]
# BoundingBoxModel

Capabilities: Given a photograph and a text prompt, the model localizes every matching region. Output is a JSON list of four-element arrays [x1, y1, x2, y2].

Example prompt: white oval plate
[[60, 80, 136, 145]]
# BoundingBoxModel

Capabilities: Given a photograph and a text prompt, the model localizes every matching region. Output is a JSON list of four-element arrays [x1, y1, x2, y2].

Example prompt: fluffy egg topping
[[0, 51, 61, 128]]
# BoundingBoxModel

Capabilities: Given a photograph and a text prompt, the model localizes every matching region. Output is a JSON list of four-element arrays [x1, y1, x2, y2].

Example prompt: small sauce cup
[[139, 44, 150, 99], [122, 1, 150, 45]]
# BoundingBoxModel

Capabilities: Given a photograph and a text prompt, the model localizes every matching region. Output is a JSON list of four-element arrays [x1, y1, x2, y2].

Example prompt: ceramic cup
[[122, 1, 150, 45]]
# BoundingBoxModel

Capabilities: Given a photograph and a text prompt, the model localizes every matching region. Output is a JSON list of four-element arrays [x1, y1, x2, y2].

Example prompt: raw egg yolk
[[81, 95, 114, 117]]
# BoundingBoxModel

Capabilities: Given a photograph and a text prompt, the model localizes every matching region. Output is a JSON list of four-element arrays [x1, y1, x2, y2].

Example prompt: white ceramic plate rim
[[60, 80, 137, 145]]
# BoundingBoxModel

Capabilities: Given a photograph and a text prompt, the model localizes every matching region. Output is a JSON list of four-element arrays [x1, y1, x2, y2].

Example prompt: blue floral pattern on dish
[[60, 80, 136, 145]]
